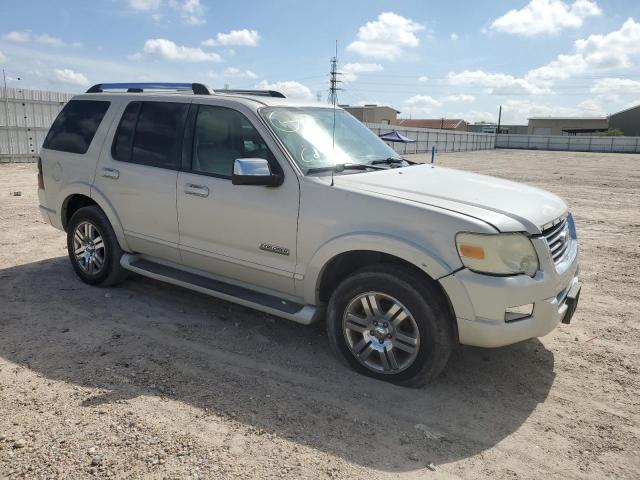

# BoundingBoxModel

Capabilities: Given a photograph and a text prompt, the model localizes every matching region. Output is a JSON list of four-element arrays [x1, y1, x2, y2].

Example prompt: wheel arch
[[305, 233, 455, 303], [313, 246, 460, 343], [60, 188, 130, 252]]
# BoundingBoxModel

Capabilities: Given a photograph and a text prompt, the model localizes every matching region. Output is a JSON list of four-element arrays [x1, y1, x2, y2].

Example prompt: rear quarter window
[[43, 100, 110, 154]]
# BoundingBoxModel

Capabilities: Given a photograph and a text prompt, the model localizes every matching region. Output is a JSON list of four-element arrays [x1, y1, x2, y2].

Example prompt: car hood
[[335, 164, 567, 234]]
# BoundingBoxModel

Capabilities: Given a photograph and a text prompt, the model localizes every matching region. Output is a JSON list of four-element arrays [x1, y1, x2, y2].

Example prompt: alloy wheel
[[342, 291, 420, 374], [72, 221, 106, 275]]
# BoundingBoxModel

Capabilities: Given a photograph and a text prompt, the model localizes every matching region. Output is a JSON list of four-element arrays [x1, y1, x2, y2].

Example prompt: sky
[[1, 0, 640, 124]]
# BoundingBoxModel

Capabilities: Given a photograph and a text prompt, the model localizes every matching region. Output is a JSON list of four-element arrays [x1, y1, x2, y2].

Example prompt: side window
[[112, 102, 140, 161], [192, 105, 274, 177], [112, 101, 188, 169], [43, 100, 110, 154]]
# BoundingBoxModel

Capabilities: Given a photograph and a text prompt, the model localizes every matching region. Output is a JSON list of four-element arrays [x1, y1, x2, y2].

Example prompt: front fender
[[302, 232, 456, 304]]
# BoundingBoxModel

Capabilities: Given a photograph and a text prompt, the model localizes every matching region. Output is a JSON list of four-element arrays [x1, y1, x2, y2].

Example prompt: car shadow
[[0, 257, 556, 472]]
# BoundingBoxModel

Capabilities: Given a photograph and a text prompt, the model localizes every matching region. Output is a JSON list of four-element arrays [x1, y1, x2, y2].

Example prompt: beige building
[[527, 117, 608, 136], [341, 105, 400, 125]]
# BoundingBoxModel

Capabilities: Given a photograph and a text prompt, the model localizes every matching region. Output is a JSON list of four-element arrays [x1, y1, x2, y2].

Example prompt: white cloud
[[0, 50, 5, 64], [209, 67, 257, 79], [447, 69, 549, 95], [142, 38, 222, 62], [179, 0, 205, 25], [256, 80, 313, 100], [418, 75, 429, 82], [53, 68, 89, 86], [128, 0, 161, 10], [500, 99, 585, 123], [347, 12, 424, 60], [490, 0, 601, 36], [342, 62, 383, 81], [444, 94, 475, 102], [525, 18, 640, 83], [591, 77, 640, 96], [202, 29, 260, 47], [35, 34, 65, 47], [3, 31, 30, 42], [405, 95, 441, 107], [450, 33, 459, 41], [577, 99, 603, 114], [2, 31, 76, 47]]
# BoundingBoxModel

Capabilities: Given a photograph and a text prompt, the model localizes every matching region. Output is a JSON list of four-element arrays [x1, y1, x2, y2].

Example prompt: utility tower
[[327, 41, 342, 105]]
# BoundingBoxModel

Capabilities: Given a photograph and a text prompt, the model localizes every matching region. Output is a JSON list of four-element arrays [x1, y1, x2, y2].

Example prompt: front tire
[[326, 265, 454, 388], [67, 206, 128, 287]]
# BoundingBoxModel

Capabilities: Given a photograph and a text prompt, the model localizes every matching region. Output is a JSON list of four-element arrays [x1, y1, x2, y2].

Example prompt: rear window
[[43, 100, 110, 154], [112, 101, 188, 169]]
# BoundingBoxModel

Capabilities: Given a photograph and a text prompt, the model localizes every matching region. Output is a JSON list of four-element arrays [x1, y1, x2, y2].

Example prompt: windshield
[[260, 107, 401, 173]]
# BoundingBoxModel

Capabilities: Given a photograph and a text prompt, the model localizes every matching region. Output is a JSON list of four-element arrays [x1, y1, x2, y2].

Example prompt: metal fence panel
[[365, 122, 497, 154], [496, 133, 640, 153], [1, 87, 73, 162]]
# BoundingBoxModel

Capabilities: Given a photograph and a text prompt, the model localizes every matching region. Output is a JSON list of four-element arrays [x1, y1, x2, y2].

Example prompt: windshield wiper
[[306, 163, 386, 175], [370, 157, 415, 166]]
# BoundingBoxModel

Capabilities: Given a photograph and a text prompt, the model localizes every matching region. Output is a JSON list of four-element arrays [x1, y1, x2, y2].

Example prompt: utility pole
[[497, 105, 502, 133], [327, 41, 342, 106]]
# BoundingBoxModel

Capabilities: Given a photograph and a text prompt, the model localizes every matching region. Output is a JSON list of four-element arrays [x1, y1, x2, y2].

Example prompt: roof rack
[[213, 89, 286, 98], [85, 83, 287, 98], [86, 83, 211, 95]]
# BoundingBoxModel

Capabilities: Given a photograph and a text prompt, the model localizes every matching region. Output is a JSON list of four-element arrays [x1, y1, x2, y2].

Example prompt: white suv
[[37, 83, 581, 387]]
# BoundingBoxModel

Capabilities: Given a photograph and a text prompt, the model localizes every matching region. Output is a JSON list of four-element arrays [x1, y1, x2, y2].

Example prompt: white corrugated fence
[[1, 87, 73, 163], [365, 122, 496, 154], [497, 133, 640, 153]]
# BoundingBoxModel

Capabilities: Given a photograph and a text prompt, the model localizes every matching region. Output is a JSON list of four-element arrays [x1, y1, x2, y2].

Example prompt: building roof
[[394, 118, 467, 129], [610, 103, 640, 117], [341, 104, 401, 114], [528, 116, 607, 121]]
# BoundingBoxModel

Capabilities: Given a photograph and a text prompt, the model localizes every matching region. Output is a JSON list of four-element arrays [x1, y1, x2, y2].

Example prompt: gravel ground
[[0, 149, 638, 479]]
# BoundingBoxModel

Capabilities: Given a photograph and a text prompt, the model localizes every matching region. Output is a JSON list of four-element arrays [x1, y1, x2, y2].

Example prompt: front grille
[[542, 216, 570, 264]]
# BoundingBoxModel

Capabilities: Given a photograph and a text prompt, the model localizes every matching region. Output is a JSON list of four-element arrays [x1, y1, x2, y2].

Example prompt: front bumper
[[440, 237, 580, 348]]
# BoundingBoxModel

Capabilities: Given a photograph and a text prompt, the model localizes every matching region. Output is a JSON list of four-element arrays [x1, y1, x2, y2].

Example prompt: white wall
[[366, 123, 496, 154], [496, 134, 640, 153], [1, 87, 74, 163]]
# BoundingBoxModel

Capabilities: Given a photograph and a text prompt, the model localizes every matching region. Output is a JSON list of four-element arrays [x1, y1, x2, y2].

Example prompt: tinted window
[[112, 101, 141, 161], [131, 102, 188, 169], [43, 100, 110, 154], [192, 106, 273, 177]]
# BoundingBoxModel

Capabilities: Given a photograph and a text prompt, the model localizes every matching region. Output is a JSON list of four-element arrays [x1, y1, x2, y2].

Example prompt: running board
[[120, 254, 319, 325]]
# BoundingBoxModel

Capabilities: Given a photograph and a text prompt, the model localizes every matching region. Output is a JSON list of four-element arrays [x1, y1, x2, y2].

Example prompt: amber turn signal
[[459, 244, 485, 260]]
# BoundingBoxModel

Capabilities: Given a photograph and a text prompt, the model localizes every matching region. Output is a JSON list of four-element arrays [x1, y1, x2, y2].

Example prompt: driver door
[[177, 104, 300, 296]]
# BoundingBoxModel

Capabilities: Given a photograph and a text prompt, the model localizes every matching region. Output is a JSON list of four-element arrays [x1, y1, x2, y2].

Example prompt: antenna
[[329, 40, 341, 186]]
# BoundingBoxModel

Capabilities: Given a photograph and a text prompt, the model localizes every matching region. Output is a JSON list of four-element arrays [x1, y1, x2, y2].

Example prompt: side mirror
[[232, 158, 283, 187]]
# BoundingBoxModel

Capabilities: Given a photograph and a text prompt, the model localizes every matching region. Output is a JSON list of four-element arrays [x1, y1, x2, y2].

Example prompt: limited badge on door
[[259, 243, 290, 256]]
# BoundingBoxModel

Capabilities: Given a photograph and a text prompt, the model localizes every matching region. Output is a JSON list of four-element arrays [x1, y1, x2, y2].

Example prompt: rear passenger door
[[177, 103, 300, 296], [93, 99, 189, 263]]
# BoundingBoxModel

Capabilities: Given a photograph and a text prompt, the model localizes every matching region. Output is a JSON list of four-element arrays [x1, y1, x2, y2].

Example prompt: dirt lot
[[0, 149, 638, 479]]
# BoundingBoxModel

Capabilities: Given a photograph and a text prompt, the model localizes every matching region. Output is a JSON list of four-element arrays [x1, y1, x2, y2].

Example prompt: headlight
[[456, 232, 539, 277]]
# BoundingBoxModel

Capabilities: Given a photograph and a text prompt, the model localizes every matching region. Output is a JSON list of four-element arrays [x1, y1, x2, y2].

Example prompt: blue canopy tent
[[378, 130, 416, 143]]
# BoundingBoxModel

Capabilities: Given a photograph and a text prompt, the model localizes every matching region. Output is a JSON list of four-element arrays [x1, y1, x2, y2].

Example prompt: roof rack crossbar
[[213, 89, 286, 98], [86, 83, 210, 95]]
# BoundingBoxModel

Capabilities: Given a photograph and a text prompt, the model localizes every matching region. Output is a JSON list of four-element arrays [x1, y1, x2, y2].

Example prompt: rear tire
[[326, 264, 454, 388], [67, 206, 128, 287]]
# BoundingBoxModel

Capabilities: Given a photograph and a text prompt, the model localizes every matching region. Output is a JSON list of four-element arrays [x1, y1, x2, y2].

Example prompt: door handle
[[102, 168, 120, 179], [184, 184, 209, 197]]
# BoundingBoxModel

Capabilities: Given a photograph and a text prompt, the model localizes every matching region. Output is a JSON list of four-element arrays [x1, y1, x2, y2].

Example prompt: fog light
[[505, 303, 534, 322]]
